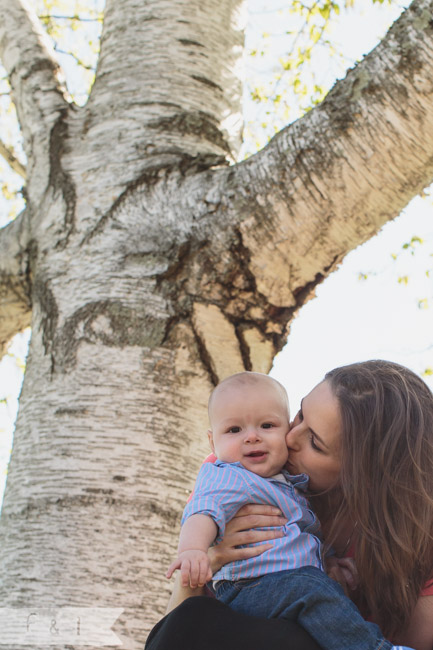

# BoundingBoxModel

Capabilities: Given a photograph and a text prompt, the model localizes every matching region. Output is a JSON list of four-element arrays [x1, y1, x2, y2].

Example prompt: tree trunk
[[1, 0, 433, 646]]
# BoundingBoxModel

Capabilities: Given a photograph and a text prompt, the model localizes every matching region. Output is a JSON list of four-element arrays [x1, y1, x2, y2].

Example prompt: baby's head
[[208, 372, 290, 478]]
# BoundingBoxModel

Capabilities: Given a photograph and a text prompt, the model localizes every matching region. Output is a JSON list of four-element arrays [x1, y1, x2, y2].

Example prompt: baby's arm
[[166, 514, 218, 588]]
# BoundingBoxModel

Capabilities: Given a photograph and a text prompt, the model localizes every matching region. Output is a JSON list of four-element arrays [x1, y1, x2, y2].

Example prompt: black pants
[[145, 596, 322, 650]]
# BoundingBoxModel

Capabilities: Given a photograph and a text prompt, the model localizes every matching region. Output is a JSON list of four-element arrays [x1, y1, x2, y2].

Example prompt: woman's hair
[[325, 360, 433, 638]]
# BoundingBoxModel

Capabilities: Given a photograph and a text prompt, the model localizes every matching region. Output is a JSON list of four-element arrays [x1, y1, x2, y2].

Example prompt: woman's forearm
[[165, 573, 207, 614]]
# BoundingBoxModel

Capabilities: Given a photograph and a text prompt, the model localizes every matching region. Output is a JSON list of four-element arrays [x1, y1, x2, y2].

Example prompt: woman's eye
[[310, 435, 322, 452], [228, 426, 241, 433], [261, 423, 274, 429]]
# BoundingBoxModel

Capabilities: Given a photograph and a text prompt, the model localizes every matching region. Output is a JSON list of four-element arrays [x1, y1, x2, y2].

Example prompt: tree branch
[[0, 138, 26, 178], [0, 212, 32, 357], [0, 0, 69, 197], [227, 0, 433, 310], [87, 0, 245, 163], [38, 14, 101, 22]]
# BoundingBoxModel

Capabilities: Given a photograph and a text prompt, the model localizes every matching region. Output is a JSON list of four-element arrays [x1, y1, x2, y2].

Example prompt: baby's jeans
[[213, 565, 392, 650]]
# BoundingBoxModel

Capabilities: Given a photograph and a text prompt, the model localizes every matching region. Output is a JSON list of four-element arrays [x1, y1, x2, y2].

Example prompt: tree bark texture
[[1, 0, 433, 645]]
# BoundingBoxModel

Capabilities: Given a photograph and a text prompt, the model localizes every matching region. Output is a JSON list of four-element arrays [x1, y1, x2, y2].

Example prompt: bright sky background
[[1, 0, 432, 501]]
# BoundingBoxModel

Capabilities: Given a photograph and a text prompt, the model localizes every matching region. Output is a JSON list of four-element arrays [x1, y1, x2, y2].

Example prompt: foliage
[[359, 194, 433, 300], [35, 0, 103, 103], [243, 0, 405, 157]]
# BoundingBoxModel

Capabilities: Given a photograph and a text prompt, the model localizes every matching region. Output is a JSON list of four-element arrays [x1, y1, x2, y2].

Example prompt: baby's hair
[[208, 371, 289, 419]]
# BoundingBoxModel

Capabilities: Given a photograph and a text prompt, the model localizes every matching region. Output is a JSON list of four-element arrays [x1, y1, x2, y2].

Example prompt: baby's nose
[[244, 426, 261, 442]]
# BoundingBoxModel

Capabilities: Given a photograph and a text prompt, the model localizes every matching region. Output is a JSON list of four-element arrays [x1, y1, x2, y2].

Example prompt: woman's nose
[[286, 424, 302, 450]]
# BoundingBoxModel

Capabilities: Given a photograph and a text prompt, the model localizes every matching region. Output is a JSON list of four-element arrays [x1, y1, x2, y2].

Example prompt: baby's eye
[[228, 426, 241, 433], [261, 422, 274, 429]]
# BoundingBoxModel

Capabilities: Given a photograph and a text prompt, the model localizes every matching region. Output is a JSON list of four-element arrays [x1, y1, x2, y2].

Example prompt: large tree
[[1, 0, 433, 646]]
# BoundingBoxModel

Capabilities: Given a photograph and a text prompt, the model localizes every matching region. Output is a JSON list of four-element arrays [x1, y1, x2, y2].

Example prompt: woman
[[147, 361, 433, 650]]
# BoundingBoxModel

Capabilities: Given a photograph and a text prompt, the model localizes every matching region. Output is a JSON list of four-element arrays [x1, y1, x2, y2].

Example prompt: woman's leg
[[145, 596, 322, 650]]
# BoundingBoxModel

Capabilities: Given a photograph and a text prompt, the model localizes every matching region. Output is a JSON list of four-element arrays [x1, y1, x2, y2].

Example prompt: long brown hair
[[325, 360, 433, 638]]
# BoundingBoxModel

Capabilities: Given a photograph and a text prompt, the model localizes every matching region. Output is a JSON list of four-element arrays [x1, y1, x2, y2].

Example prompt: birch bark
[[1, 0, 433, 646]]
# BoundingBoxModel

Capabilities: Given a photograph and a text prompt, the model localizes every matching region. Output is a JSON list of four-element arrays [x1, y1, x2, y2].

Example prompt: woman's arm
[[397, 595, 433, 650], [165, 573, 207, 613]]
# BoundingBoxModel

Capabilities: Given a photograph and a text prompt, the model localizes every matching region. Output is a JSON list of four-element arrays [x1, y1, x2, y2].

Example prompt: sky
[[1, 0, 432, 500]]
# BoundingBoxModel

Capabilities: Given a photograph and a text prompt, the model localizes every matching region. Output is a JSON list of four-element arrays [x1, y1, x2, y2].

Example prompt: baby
[[167, 372, 413, 650]]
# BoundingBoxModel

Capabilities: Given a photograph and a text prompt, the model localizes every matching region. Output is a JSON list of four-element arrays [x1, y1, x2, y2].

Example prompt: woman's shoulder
[[420, 579, 433, 596]]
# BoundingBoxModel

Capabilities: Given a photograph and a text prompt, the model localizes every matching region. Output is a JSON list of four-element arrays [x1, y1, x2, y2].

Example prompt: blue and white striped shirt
[[182, 460, 323, 581]]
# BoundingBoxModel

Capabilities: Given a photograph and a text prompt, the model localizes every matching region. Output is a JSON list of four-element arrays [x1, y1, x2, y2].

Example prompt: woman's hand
[[209, 504, 287, 574]]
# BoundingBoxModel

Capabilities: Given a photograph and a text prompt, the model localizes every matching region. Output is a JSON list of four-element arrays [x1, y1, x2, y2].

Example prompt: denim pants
[[213, 566, 393, 650]]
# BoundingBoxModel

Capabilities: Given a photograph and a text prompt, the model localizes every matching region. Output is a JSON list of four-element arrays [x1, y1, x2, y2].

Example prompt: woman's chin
[[285, 461, 298, 474]]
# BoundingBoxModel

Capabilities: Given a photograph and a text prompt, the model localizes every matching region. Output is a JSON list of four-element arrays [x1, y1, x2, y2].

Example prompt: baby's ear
[[207, 430, 215, 453]]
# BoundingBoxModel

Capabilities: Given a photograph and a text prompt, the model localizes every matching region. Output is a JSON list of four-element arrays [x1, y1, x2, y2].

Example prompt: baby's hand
[[166, 550, 212, 588], [326, 556, 359, 594]]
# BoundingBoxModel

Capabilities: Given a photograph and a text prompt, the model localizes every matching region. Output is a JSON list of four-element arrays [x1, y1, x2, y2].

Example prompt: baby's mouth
[[245, 451, 267, 458]]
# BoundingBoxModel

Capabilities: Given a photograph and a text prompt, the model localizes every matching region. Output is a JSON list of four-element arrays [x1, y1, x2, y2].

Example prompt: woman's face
[[285, 380, 342, 493]]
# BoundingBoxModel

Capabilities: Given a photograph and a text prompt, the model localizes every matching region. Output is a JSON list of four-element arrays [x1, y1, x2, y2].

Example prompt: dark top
[[145, 596, 322, 650]]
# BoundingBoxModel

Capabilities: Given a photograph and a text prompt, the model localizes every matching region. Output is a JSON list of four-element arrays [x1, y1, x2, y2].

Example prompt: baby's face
[[208, 379, 290, 478]]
